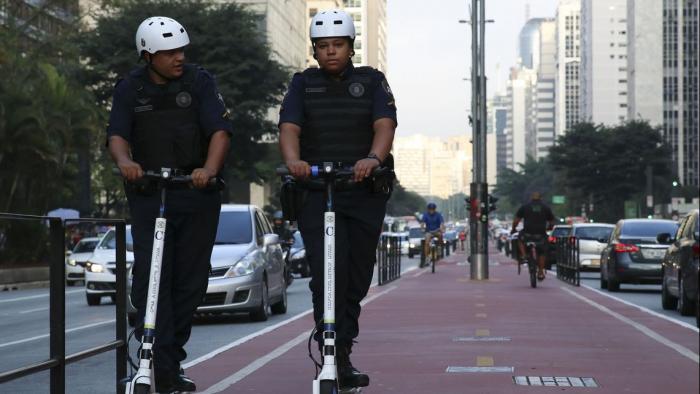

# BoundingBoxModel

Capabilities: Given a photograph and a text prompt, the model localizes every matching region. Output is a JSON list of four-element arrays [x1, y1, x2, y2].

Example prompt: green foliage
[[548, 121, 672, 222], [387, 183, 427, 217], [80, 0, 290, 191]]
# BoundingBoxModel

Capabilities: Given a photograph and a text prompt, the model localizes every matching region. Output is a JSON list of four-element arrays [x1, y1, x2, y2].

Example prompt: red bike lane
[[185, 248, 699, 393]]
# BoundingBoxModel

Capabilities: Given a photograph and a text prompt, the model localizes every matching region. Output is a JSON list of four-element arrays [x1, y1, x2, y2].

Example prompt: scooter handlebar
[[112, 167, 219, 187], [275, 165, 386, 179]]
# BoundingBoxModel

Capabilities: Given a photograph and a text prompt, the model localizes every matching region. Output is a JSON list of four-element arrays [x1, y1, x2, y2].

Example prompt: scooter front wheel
[[320, 380, 338, 394], [133, 383, 151, 394]]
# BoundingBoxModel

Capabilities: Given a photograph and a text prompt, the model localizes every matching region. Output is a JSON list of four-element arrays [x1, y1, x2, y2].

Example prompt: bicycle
[[430, 236, 438, 273], [518, 234, 545, 289]]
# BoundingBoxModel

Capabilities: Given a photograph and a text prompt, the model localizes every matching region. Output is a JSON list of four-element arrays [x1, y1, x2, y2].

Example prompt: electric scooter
[[121, 167, 216, 394], [277, 163, 382, 394]]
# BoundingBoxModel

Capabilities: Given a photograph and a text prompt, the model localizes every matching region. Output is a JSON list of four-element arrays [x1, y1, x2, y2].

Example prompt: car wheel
[[607, 276, 620, 292], [678, 274, 695, 316], [600, 272, 608, 289], [86, 293, 101, 306], [127, 313, 136, 327], [661, 277, 678, 310], [271, 284, 288, 315], [250, 278, 270, 322]]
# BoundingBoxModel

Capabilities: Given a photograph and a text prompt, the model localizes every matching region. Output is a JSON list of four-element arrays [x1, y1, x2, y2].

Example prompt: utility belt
[[279, 164, 395, 222]]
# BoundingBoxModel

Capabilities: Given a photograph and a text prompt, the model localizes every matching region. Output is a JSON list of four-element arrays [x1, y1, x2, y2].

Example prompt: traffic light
[[465, 197, 472, 211], [487, 194, 498, 213]]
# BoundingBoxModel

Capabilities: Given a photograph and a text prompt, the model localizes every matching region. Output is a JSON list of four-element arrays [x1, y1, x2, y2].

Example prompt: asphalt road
[[0, 256, 422, 394]]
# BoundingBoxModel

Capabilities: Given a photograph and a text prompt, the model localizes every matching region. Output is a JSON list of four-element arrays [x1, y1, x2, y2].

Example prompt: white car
[[65, 237, 100, 286], [407, 227, 424, 258], [85, 226, 134, 306], [571, 223, 615, 270]]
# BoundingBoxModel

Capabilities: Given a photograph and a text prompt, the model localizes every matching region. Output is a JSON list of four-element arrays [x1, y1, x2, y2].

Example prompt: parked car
[[571, 223, 615, 270], [65, 237, 100, 286], [546, 225, 571, 268], [407, 227, 424, 258], [288, 230, 310, 277], [85, 226, 134, 306], [659, 209, 699, 319], [198, 204, 287, 321], [600, 219, 680, 292]]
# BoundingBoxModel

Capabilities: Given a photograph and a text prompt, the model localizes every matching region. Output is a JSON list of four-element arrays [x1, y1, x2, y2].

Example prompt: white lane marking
[[561, 287, 699, 364], [199, 285, 398, 393], [183, 308, 313, 368], [19, 306, 50, 314], [0, 289, 83, 304], [200, 332, 309, 393], [413, 268, 429, 278], [0, 319, 115, 349], [581, 284, 699, 333], [185, 270, 409, 369]]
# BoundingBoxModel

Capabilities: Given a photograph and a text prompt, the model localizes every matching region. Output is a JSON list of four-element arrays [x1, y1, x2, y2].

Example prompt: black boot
[[336, 345, 369, 389], [174, 368, 197, 392]]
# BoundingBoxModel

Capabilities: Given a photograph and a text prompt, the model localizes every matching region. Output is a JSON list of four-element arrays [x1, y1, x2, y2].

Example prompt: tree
[[386, 183, 426, 217], [549, 121, 672, 222], [80, 0, 290, 202]]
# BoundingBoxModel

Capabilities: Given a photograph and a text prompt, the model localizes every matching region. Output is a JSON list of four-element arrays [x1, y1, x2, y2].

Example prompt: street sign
[[552, 195, 566, 205], [624, 200, 638, 218]]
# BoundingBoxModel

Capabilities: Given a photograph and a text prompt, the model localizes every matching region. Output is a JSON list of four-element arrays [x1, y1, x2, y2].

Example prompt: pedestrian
[[106, 16, 231, 393], [277, 9, 397, 391]]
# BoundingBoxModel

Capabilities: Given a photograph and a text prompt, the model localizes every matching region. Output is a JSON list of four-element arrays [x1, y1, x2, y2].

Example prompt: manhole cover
[[513, 376, 598, 387]]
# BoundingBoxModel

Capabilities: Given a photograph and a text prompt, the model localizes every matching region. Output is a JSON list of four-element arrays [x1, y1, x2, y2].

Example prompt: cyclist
[[511, 192, 555, 281], [421, 203, 445, 259]]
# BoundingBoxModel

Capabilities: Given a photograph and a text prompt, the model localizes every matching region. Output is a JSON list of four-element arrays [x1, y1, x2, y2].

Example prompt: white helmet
[[309, 9, 355, 41], [135, 16, 190, 57]]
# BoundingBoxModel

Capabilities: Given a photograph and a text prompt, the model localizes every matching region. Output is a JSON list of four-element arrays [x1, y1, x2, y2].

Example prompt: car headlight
[[224, 255, 255, 278], [409, 243, 415, 248], [86, 262, 104, 273], [291, 249, 306, 260], [67, 259, 77, 266]]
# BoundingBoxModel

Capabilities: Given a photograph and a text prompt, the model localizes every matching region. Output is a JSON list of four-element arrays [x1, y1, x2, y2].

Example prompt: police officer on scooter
[[106, 17, 231, 393], [278, 9, 397, 391]]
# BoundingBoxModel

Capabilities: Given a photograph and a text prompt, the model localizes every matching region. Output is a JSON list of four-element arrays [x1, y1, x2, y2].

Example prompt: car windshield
[[292, 231, 304, 248], [73, 240, 98, 253], [574, 226, 613, 240], [98, 229, 134, 249], [551, 227, 571, 237], [408, 228, 423, 238], [621, 221, 679, 238], [215, 211, 252, 245]]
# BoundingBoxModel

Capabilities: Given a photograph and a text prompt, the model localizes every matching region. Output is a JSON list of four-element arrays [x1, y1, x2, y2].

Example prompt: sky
[[386, 0, 558, 137]]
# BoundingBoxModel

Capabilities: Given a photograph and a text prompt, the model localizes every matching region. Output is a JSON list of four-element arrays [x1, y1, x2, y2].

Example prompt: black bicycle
[[430, 236, 439, 273], [518, 234, 545, 288]]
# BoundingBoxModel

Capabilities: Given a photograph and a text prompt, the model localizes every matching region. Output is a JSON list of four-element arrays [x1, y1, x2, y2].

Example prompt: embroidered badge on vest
[[348, 82, 365, 97], [176, 91, 192, 108]]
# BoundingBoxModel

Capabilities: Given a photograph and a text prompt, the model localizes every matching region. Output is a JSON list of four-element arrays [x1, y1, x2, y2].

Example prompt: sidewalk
[[186, 247, 699, 393]]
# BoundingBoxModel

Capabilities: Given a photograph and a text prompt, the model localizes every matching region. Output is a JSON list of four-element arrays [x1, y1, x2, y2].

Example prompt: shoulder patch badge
[[349, 82, 365, 97], [381, 79, 393, 96]]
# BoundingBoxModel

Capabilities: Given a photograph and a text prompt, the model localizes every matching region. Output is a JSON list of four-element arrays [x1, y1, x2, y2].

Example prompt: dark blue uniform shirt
[[278, 63, 397, 127], [106, 65, 232, 144]]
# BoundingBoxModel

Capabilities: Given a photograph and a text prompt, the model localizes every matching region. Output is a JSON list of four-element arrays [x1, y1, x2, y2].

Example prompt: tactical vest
[[129, 64, 206, 173], [300, 67, 375, 164]]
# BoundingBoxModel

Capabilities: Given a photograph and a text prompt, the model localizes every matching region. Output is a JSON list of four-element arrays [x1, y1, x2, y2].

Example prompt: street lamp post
[[468, 0, 489, 280]]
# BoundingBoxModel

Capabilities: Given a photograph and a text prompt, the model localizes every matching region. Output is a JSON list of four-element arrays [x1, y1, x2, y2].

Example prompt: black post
[[115, 223, 127, 391], [49, 219, 65, 394]]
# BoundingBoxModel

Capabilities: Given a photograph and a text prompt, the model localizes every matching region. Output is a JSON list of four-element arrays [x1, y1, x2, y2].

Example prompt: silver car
[[571, 223, 615, 270], [198, 204, 287, 321]]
